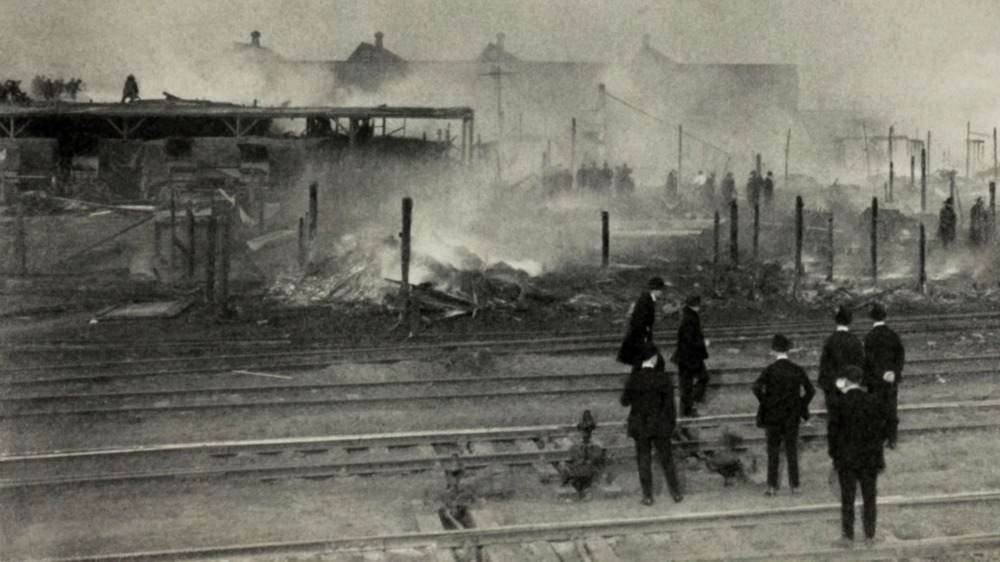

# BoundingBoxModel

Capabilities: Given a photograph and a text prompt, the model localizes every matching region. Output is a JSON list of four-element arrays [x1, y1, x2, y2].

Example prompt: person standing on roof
[[121, 75, 140, 103]]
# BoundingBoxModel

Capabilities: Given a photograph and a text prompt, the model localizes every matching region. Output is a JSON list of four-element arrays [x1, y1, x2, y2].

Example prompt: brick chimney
[[375, 31, 384, 50], [497, 32, 506, 53], [251, 30, 261, 48]]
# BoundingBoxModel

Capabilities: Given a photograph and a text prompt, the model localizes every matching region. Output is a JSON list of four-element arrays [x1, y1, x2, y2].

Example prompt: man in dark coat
[[818, 306, 865, 405], [762, 171, 775, 207], [746, 170, 762, 208], [938, 197, 957, 246], [828, 365, 888, 542], [863, 303, 905, 449], [621, 342, 682, 506], [719, 172, 736, 208], [617, 277, 666, 366], [753, 333, 815, 496], [673, 294, 709, 417]]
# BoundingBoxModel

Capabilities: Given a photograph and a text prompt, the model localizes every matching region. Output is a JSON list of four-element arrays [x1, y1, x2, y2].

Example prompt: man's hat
[[648, 277, 666, 290], [685, 294, 702, 307], [870, 303, 887, 321], [834, 305, 852, 325], [945, 197, 954, 205], [771, 333, 792, 352], [841, 365, 864, 384]]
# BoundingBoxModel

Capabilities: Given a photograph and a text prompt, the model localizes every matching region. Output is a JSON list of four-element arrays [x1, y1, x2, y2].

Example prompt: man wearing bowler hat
[[863, 303, 905, 449], [753, 333, 815, 496], [818, 305, 865, 406], [617, 277, 666, 367], [673, 294, 709, 417]]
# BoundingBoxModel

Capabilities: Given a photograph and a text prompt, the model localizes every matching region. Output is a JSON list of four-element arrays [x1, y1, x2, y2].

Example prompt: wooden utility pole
[[601, 211, 609, 268], [888, 126, 894, 202], [784, 129, 791, 188], [871, 197, 878, 285], [755, 153, 762, 177], [921, 149, 927, 213], [794, 196, 803, 297], [729, 200, 738, 266]]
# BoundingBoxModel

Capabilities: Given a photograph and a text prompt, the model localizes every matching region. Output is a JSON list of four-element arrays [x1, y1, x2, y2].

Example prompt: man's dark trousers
[[634, 435, 680, 499], [766, 423, 800, 489], [679, 367, 708, 415], [838, 466, 878, 539]]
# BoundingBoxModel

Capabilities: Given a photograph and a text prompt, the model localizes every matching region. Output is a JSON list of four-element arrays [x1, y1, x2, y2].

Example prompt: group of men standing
[[938, 194, 996, 248], [664, 168, 774, 213], [753, 303, 903, 543], [575, 161, 633, 195], [616, 277, 904, 544]]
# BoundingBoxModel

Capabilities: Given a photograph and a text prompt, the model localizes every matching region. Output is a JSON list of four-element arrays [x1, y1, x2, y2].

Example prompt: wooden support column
[[794, 196, 803, 297], [601, 211, 609, 269], [729, 200, 738, 266], [205, 205, 217, 303], [871, 197, 878, 285], [186, 206, 196, 278], [468, 118, 474, 161]]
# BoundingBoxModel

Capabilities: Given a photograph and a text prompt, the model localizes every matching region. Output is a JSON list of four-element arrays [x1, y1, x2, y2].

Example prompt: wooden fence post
[[601, 211, 609, 268], [921, 149, 927, 213], [918, 223, 926, 294]]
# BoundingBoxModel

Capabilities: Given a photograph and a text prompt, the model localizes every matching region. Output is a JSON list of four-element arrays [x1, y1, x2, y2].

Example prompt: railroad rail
[[3, 310, 999, 378], [2, 354, 996, 418], [22, 491, 1000, 561], [3, 399, 997, 488]]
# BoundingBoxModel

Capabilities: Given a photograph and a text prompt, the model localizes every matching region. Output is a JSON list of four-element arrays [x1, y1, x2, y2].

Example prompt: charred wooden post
[[994, 127, 997, 184], [827, 214, 834, 282], [218, 205, 231, 317], [401, 197, 415, 334], [871, 197, 878, 285], [752, 203, 760, 261], [990, 181, 997, 243], [205, 205, 217, 302], [794, 196, 803, 296], [601, 211, 610, 269], [910, 155, 915, 190], [729, 200, 739, 266], [921, 148, 927, 212], [713, 211, 720, 267], [186, 206, 196, 278], [889, 161, 894, 203], [308, 182, 318, 240], [571, 117, 577, 175], [169, 190, 177, 268], [918, 223, 927, 293], [14, 191, 26, 275], [297, 216, 306, 270], [784, 129, 791, 188]]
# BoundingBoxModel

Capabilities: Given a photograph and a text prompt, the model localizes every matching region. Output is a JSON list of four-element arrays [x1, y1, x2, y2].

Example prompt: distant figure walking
[[828, 365, 889, 543], [938, 197, 957, 247], [121, 75, 140, 103], [753, 333, 815, 496]]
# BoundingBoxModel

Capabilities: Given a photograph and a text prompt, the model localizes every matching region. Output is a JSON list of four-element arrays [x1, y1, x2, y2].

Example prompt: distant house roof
[[477, 33, 518, 63], [347, 32, 405, 63]]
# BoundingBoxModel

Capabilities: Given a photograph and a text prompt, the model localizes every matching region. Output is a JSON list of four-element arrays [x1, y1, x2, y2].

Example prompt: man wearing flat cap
[[863, 303, 904, 449], [673, 294, 709, 417], [818, 305, 865, 406], [753, 333, 815, 496], [617, 277, 666, 367]]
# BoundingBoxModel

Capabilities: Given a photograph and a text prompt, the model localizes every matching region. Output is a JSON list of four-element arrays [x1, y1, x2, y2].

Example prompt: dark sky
[[2, 0, 999, 134]]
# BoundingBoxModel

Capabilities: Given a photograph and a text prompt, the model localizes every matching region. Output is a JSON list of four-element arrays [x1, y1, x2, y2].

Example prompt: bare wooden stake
[[827, 213, 834, 282], [794, 196, 803, 296], [601, 211, 610, 269], [401, 197, 417, 335], [297, 216, 306, 270], [918, 223, 926, 293], [889, 161, 894, 202], [921, 148, 927, 213], [713, 211, 720, 267], [570, 117, 577, 175]]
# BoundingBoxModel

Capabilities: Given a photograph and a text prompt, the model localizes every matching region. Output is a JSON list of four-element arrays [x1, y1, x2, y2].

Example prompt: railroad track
[[3, 399, 997, 488], [20, 491, 1000, 561], [2, 354, 996, 418], [3, 310, 999, 377]]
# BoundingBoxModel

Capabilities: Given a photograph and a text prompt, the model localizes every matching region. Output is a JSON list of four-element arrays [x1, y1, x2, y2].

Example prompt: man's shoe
[[764, 487, 777, 497], [672, 493, 684, 503], [641, 496, 654, 506]]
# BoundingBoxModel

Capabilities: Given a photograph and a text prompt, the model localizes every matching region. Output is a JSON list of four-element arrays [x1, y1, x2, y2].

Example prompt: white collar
[[649, 292, 657, 302], [641, 356, 657, 369], [836, 326, 849, 332], [873, 321, 885, 327], [774, 353, 789, 361]]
